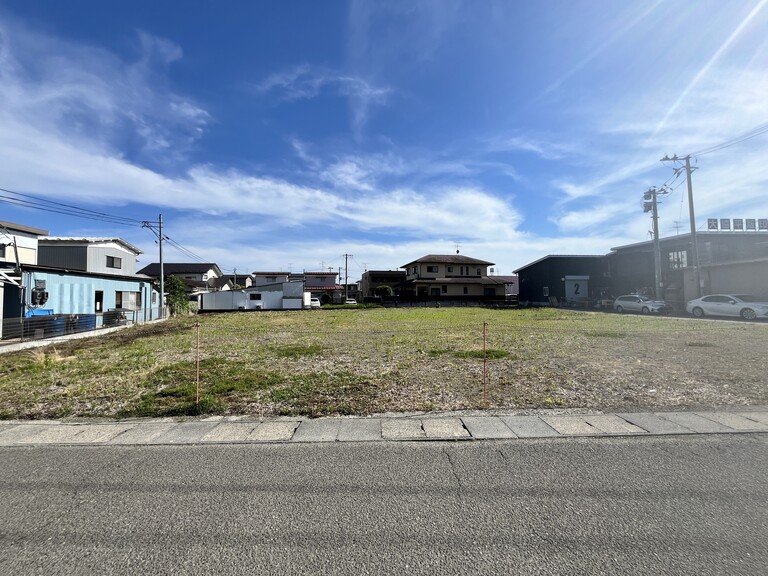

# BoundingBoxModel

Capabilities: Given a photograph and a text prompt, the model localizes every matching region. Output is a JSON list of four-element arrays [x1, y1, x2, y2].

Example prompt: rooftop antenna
[[454, 241, 461, 254]]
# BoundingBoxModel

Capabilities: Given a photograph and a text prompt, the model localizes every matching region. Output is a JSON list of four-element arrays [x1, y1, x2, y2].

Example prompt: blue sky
[[1, 1, 767, 281]]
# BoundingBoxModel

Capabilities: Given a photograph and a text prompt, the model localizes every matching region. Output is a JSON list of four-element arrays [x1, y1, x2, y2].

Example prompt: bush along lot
[[1, 307, 766, 419]]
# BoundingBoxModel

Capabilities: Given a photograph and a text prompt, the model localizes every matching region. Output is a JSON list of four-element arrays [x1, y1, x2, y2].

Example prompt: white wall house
[[400, 254, 504, 300]]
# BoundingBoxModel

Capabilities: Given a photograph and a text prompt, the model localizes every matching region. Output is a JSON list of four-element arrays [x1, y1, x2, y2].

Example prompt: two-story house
[[251, 272, 291, 287], [36, 237, 154, 318], [137, 263, 229, 298], [400, 254, 505, 301], [2, 230, 160, 339], [302, 271, 342, 303]]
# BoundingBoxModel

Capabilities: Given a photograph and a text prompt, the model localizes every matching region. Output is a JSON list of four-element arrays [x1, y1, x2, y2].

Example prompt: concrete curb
[[1, 407, 767, 446]]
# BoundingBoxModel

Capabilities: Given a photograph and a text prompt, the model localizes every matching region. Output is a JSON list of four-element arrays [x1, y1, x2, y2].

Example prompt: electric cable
[[0, 186, 141, 226], [688, 121, 768, 157]]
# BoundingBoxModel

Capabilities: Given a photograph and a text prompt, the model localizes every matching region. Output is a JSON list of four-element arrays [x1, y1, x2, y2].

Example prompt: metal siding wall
[[27, 272, 146, 315], [708, 262, 768, 296], [87, 246, 137, 275], [38, 246, 87, 270]]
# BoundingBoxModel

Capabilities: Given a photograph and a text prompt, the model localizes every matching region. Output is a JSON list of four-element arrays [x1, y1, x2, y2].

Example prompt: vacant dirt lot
[[1, 307, 766, 419]]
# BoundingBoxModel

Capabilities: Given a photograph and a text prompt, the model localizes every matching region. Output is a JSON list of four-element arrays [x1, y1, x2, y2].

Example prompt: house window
[[426, 266, 439, 273], [430, 287, 441, 296], [484, 287, 495, 296], [115, 291, 123, 308], [202, 274, 209, 281], [441, 285, 447, 294], [463, 287, 468, 295], [249, 293, 261, 301], [95, 290, 103, 313], [106, 256, 122, 269], [266, 276, 276, 283], [543, 287, 549, 297], [668, 250, 688, 269], [136, 291, 142, 308], [447, 266, 453, 273]]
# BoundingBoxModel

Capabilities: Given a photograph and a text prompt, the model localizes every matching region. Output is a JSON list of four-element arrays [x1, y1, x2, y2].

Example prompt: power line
[[1, 185, 210, 268], [163, 236, 208, 262], [0, 186, 142, 226], [688, 121, 768, 157]]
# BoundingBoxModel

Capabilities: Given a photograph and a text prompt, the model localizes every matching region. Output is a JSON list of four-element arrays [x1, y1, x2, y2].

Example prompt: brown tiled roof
[[401, 254, 494, 268]]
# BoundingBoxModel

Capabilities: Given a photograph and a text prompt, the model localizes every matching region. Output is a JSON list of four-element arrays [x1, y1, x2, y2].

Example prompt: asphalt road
[[2, 434, 766, 575]]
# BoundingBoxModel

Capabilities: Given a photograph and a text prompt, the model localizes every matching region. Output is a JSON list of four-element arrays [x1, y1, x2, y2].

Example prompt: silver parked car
[[613, 294, 667, 314], [686, 294, 768, 321]]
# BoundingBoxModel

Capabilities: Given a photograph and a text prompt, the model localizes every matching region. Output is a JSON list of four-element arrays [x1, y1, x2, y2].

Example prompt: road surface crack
[[442, 448, 462, 488]]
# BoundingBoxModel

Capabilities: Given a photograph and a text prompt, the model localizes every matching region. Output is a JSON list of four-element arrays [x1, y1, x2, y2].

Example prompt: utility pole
[[661, 155, 700, 298], [158, 214, 164, 318], [142, 214, 165, 319], [643, 187, 668, 298], [343, 254, 352, 300]]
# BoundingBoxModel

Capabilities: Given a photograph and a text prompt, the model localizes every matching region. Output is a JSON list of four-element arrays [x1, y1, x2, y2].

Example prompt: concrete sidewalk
[[1, 407, 767, 446]]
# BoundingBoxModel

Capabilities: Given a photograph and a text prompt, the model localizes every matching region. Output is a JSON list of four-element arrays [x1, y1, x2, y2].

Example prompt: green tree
[[374, 285, 394, 297], [164, 275, 189, 316]]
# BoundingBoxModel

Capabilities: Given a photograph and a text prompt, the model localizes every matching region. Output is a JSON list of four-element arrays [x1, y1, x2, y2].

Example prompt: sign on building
[[564, 275, 589, 302]]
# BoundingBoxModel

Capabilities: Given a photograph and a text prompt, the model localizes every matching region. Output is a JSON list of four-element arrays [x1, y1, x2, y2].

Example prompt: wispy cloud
[[651, 0, 768, 136], [543, 1, 663, 96], [253, 64, 391, 136], [0, 18, 209, 168], [485, 134, 577, 161]]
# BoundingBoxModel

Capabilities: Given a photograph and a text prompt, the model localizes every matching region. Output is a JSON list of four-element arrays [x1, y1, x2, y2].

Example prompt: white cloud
[[0, 18, 209, 165], [253, 64, 391, 135], [543, 59, 768, 234]]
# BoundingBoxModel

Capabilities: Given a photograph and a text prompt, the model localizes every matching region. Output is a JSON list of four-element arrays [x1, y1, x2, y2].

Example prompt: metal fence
[[0, 306, 166, 342]]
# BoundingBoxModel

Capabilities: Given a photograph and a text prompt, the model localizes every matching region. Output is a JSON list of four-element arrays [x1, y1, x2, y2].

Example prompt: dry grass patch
[[1, 308, 766, 419]]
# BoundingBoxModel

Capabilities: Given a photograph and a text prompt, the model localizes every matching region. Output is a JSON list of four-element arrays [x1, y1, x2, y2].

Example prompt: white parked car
[[613, 294, 668, 314], [686, 294, 768, 321], [309, 298, 321, 309], [344, 298, 357, 305]]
